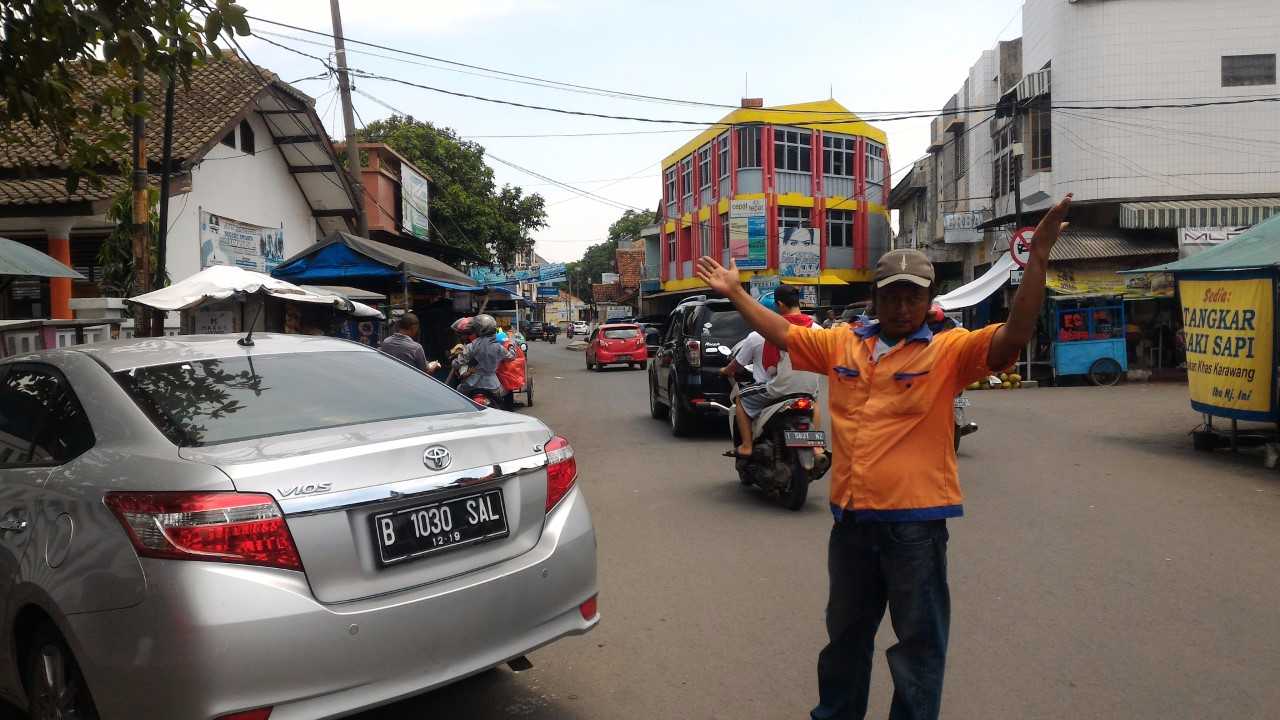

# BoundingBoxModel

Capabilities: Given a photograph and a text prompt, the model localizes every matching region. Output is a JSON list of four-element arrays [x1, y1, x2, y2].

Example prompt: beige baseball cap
[[874, 249, 935, 288]]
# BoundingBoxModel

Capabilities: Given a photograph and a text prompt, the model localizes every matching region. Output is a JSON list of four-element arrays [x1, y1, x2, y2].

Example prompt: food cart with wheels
[[1048, 294, 1127, 386]]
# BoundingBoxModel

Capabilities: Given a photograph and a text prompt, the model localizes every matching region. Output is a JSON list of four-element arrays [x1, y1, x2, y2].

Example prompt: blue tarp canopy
[[272, 232, 483, 290]]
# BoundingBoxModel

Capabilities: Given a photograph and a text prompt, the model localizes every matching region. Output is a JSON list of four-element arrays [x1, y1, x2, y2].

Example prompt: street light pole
[[330, 0, 368, 237]]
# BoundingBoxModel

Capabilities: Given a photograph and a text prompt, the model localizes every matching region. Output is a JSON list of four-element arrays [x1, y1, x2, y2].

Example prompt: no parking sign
[[1009, 227, 1035, 268]]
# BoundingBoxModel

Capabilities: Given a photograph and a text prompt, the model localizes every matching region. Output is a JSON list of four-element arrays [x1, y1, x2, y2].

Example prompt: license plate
[[371, 489, 508, 567], [954, 397, 971, 407], [784, 430, 827, 447]]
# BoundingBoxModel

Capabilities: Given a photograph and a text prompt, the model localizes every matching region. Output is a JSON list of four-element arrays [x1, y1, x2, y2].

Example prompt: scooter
[[953, 393, 979, 451], [710, 365, 832, 511]]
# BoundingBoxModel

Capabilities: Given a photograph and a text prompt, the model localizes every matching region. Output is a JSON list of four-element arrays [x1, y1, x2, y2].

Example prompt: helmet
[[472, 313, 498, 337], [450, 316, 474, 336], [758, 291, 777, 312]]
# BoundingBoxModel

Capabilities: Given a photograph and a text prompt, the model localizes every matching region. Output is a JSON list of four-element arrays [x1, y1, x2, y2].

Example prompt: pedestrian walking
[[696, 195, 1072, 720]]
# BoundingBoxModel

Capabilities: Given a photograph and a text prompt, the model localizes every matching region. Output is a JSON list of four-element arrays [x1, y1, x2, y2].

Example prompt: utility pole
[[131, 62, 152, 336], [153, 63, 177, 338], [330, 0, 368, 237]]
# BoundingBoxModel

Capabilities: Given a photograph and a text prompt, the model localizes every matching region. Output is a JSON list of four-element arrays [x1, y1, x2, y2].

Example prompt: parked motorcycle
[[710, 363, 831, 511], [954, 393, 978, 451]]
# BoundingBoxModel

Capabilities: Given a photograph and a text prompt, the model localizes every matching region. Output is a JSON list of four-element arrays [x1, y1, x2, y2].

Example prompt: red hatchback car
[[586, 323, 648, 370]]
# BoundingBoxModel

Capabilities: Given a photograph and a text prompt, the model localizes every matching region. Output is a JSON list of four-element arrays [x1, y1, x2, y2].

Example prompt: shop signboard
[[943, 209, 987, 244], [199, 210, 284, 273], [729, 199, 767, 269], [1178, 226, 1247, 258], [749, 274, 780, 299], [401, 165, 431, 240], [799, 285, 818, 308], [1046, 268, 1174, 299], [537, 285, 559, 299], [779, 227, 820, 278], [470, 263, 567, 285], [1178, 275, 1275, 421]]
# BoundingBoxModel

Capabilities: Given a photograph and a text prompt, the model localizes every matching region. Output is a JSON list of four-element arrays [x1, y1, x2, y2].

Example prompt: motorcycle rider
[[721, 285, 821, 460], [455, 314, 514, 399]]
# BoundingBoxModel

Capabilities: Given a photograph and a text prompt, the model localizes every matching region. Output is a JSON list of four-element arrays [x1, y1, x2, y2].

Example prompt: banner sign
[[1178, 276, 1274, 420], [200, 210, 284, 273], [749, 274, 780, 299], [944, 210, 988, 244], [1178, 226, 1247, 258], [799, 285, 818, 308], [779, 227, 820, 277], [538, 263, 567, 282], [401, 165, 431, 240], [729, 199, 767, 270], [469, 263, 568, 285], [536, 285, 559, 299], [1047, 268, 1175, 299]]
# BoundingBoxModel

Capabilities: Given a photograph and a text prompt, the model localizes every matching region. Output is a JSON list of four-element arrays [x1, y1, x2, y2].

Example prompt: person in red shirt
[[697, 195, 1071, 720]]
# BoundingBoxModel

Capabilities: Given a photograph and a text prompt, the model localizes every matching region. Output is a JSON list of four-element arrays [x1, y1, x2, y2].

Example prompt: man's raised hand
[[1031, 193, 1072, 260], [695, 255, 741, 297]]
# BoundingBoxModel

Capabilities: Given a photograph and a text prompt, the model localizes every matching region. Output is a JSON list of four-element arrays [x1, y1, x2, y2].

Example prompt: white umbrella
[[130, 265, 355, 312]]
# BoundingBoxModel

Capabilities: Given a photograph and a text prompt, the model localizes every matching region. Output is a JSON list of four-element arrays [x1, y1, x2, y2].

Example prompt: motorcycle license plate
[[371, 489, 508, 567], [784, 430, 826, 447], [954, 397, 971, 407]]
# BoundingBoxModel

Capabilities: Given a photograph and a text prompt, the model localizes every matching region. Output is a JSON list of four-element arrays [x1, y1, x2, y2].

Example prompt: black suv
[[648, 296, 749, 436], [525, 322, 545, 340]]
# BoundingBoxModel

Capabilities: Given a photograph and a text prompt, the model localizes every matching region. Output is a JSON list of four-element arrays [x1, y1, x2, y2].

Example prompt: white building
[[0, 55, 357, 321]]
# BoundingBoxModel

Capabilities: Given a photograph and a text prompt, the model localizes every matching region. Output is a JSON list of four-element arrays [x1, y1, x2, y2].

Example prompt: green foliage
[[355, 116, 547, 266], [565, 208, 653, 303], [0, 0, 248, 191], [97, 177, 161, 299]]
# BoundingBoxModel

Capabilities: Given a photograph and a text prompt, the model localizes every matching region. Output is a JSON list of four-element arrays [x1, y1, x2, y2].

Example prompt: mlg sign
[[1178, 226, 1247, 258]]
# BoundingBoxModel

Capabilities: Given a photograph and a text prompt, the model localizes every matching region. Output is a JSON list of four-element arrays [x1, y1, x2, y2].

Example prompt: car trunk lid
[[180, 411, 552, 603]]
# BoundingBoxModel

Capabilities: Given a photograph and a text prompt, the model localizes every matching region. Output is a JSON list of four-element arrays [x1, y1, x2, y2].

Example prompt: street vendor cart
[[1048, 294, 1127, 386]]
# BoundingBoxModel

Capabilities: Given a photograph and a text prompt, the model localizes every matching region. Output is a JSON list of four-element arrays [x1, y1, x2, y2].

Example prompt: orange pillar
[[45, 220, 74, 319]]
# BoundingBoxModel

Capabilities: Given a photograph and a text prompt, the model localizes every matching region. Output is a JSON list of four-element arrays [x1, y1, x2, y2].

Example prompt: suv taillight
[[685, 339, 701, 368], [104, 492, 303, 571], [544, 436, 578, 512]]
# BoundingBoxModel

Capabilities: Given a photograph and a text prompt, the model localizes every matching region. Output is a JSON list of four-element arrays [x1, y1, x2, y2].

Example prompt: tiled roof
[[1049, 227, 1176, 262], [0, 175, 129, 207]]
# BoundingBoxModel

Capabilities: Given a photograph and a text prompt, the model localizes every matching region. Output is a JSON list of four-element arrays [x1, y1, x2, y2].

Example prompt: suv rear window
[[603, 327, 640, 339], [703, 308, 749, 343], [115, 350, 477, 447]]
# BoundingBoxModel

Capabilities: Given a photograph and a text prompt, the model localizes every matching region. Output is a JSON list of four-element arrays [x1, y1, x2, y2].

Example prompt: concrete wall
[[1020, 0, 1280, 209], [165, 110, 319, 282]]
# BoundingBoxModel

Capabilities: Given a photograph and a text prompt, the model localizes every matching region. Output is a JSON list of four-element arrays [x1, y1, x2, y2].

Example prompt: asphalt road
[[360, 344, 1280, 720], [8, 344, 1276, 720]]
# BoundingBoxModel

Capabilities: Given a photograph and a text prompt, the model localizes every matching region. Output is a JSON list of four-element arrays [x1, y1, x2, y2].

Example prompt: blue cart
[[1049, 294, 1128, 386]]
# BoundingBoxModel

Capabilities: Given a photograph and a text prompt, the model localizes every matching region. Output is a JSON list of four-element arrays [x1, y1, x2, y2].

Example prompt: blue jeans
[[811, 519, 950, 720]]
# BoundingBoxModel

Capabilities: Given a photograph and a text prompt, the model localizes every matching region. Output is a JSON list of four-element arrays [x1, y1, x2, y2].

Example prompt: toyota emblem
[[423, 446, 452, 471]]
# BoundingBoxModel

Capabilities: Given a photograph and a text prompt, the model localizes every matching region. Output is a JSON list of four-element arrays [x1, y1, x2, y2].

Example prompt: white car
[[572, 321, 589, 335]]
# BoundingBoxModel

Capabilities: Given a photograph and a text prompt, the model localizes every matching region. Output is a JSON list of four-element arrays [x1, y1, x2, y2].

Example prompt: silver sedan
[[0, 334, 598, 719]]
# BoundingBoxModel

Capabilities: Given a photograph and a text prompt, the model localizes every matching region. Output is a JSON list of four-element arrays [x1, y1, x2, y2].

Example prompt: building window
[[827, 209, 854, 247], [823, 135, 855, 177], [866, 142, 886, 183], [1028, 108, 1051, 170], [220, 129, 235, 148], [778, 206, 810, 236], [667, 231, 676, 262], [665, 167, 677, 206], [239, 119, 255, 154], [697, 145, 712, 191], [1222, 54, 1276, 87], [721, 213, 729, 250], [774, 129, 812, 173], [737, 126, 761, 168], [699, 221, 712, 256], [680, 158, 693, 201], [717, 133, 730, 179]]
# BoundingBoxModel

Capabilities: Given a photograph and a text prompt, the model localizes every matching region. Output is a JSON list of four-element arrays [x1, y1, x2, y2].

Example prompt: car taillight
[[686, 339, 701, 368], [544, 436, 577, 512], [472, 393, 491, 406], [579, 594, 598, 621], [104, 492, 303, 572]]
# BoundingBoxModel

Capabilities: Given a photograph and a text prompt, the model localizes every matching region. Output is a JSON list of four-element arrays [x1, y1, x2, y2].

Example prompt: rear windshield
[[115, 350, 477, 447], [703, 309, 749, 343], [603, 327, 640, 339]]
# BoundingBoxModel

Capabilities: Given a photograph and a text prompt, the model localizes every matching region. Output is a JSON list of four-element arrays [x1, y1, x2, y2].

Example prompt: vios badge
[[423, 445, 452, 471]]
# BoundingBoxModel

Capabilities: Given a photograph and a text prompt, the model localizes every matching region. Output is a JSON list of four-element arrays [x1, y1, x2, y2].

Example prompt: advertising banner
[[729, 199, 767, 270], [944, 210, 987, 244], [199, 210, 284, 273], [1178, 276, 1274, 421], [779, 227, 820, 278], [749, 274, 780, 299], [1046, 268, 1175, 299], [538, 263, 568, 282], [1178, 226, 1247, 258], [799, 285, 818, 308], [401, 165, 431, 240], [536, 285, 559, 299], [469, 264, 567, 285]]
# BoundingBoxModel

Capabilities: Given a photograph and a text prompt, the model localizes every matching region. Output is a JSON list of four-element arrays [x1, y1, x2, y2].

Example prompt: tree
[[565, 208, 653, 303], [356, 116, 547, 266], [96, 176, 161, 299], [0, 1, 251, 191]]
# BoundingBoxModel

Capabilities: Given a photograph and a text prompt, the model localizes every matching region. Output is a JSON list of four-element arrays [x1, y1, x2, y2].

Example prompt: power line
[[486, 153, 643, 212]]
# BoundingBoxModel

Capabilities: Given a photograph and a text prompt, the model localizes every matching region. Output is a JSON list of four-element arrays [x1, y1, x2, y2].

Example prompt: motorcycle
[[467, 386, 513, 410], [953, 393, 978, 451], [710, 362, 831, 511]]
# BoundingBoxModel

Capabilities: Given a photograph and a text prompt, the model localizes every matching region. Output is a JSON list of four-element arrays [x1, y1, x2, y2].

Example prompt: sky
[[238, 0, 1025, 263]]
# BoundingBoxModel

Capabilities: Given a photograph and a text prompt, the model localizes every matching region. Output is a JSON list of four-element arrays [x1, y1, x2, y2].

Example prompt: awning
[[130, 265, 357, 312], [1119, 198, 1280, 229], [0, 236, 84, 279], [935, 253, 1016, 310], [1048, 227, 1176, 261], [272, 232, 482, 290], [1129, 214, 1280, 274], [299, 285, 385, 302]]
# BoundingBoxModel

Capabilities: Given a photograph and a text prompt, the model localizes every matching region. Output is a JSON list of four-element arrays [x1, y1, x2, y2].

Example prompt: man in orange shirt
[[696, 195, 1071, 720]]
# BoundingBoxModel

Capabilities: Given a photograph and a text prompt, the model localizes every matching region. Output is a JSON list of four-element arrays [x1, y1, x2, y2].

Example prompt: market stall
[[1130, 214, 1280, 450]]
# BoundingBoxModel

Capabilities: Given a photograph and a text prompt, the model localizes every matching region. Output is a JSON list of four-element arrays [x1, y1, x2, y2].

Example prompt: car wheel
[[25, 624, 99, 720], [649, 372, 668, 420], [668, 380, 694, 437]]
